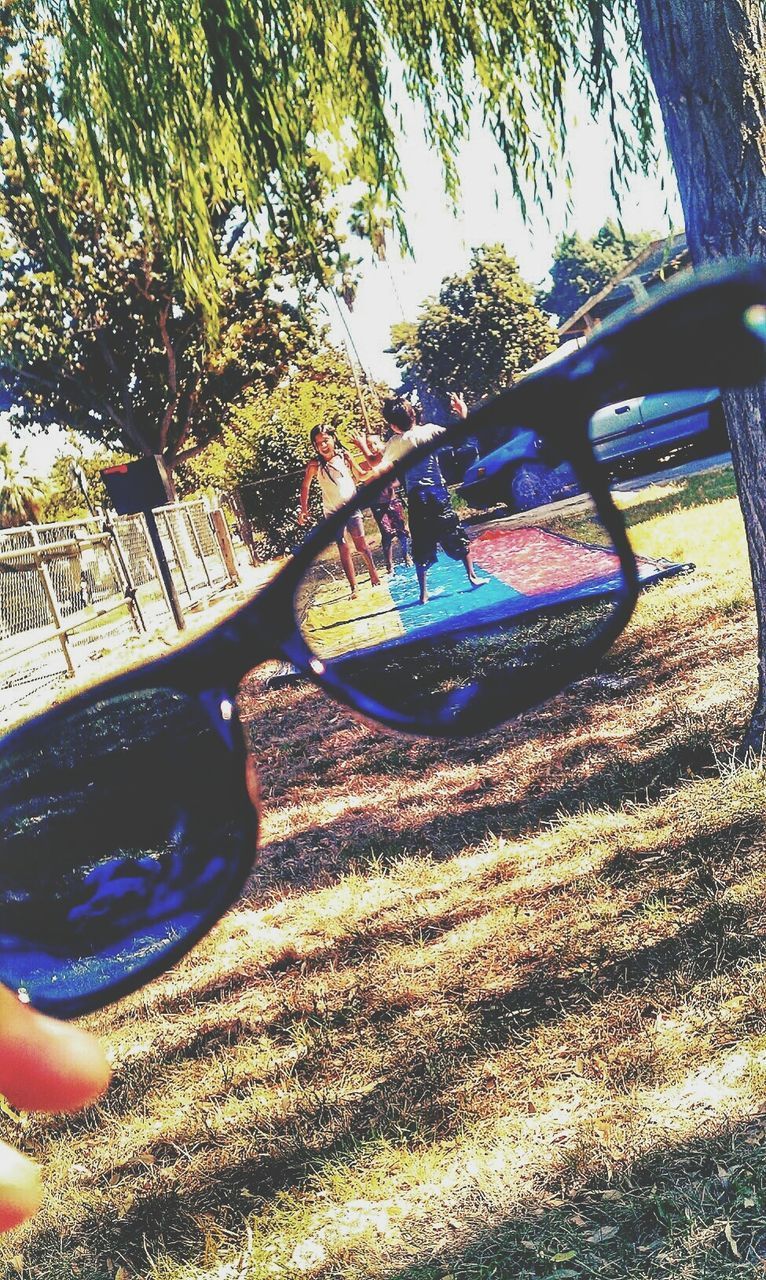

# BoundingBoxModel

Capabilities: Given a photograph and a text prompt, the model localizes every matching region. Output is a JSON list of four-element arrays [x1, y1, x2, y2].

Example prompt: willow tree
[[4, 0, 766, 740]]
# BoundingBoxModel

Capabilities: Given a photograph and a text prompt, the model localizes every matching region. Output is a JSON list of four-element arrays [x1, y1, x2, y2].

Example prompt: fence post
[[144, 510, 186, 630], [210, 507, 241, 586], [129, 513, 177, 625], [28, 526, 76, 678], [101, 456, 186, 632], [224, 487, 258, 566], [102, 519, 145, 633]]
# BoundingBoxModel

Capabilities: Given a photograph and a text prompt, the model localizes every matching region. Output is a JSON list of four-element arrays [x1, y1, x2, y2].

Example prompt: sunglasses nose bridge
[[162, 578, 293, 697]]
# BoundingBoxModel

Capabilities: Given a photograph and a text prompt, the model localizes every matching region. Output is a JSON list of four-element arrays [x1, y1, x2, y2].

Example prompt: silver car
[[456, 380, 727, 512]]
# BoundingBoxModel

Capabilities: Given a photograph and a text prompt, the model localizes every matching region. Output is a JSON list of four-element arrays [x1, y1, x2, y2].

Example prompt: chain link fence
[[112, 512, 175, 626], [0, 500, 241, 724]]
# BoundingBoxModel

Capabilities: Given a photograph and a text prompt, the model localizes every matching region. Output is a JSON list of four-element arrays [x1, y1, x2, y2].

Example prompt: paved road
[[611, 449, 731, 494]]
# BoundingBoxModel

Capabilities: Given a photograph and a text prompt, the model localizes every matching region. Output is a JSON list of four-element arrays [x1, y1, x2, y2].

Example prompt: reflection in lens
[[294, 429, 637, 723], [0, 689, 256, 1013]]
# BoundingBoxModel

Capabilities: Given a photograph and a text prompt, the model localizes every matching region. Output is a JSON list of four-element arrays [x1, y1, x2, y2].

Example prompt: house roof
[[557, 231, 690, 338]]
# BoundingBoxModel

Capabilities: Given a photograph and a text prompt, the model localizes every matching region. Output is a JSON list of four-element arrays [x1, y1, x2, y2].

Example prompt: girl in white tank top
[[298, 427, 382, 599], [316, 452, 357, 515]]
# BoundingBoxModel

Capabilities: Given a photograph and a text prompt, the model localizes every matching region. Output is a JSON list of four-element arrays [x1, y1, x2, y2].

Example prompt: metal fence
[[111, 512, 176, 626], [220, 486, 259, 566], [153, 500, 231, 604], [0, 500, 240, 724]]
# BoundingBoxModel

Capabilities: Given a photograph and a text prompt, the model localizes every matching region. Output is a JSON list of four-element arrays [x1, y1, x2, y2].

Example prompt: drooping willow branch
[[9, 0, 654, 326]]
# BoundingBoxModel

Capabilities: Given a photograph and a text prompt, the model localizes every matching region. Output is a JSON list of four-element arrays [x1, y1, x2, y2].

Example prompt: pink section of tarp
[[471, 526, 624, 595]]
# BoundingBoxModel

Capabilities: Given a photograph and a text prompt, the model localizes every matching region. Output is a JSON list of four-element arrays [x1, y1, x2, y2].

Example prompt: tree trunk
[[635, 0, 766, 751]]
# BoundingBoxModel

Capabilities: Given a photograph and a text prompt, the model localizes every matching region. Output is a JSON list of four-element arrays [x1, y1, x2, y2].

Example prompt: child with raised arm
[[298, 426, 381, 600], [377, 393, 486, 605]]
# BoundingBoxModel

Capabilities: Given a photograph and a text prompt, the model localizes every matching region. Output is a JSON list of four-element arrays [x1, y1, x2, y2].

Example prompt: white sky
[[332, 98, 682, 385], [2, 93, 683, 475]]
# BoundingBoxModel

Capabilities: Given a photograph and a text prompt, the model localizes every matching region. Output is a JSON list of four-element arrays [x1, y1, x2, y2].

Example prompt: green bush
[[182, 347, 387, 557]]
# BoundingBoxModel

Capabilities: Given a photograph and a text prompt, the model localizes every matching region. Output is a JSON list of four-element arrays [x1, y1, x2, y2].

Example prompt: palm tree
[[0, 443, 45, 528]]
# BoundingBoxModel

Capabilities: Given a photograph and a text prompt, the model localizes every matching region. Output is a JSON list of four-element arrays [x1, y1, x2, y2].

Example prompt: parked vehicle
[[455, 341, 728, 511]]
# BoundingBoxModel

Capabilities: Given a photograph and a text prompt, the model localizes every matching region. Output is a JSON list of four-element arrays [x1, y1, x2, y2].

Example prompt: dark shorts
[[333, 512, 365, 547], [407, 485, 469, 567]]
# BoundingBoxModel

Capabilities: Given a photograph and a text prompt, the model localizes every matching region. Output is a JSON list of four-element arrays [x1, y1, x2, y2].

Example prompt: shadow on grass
[[244, 696, 733, 896], [242, 591, 749, 891], [26, 804, 766, 1274], [382, 1113, 766, 1279], [27, 949, 766, 1276], [93, 798, 765, 1051]]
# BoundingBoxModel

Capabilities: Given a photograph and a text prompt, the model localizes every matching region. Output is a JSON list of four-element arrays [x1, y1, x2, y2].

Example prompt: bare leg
[[374, 517, 393, 573], [416, 561, 428, 604], [383, 536, 394, 574], [463, 549, 487, 587], [337, 537, 358, 598], [350, 531, 381, 586]]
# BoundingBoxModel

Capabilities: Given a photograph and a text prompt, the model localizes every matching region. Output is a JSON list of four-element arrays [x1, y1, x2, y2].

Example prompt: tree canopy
[[0, 444, 45, 528], [4, 0, 655, 317], [390, 245, 556, 412], [181, 346, 383, 554], [0, 78, 329, 478], [37, 440, 131, 523], [538, 221, 656, 323]]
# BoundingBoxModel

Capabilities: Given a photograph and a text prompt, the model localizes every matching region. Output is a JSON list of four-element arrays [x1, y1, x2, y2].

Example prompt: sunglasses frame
[[0, 370, 634, 1021], [2, 260, 765, 1016]]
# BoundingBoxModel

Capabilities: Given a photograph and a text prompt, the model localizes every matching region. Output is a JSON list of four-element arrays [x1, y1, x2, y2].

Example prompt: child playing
[[376, 393, 486, 605], [298, 426, 381, 600], [351, 428, 411, 574]]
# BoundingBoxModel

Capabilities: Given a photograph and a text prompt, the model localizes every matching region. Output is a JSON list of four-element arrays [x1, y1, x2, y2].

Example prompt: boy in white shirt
[[378, 394, 486, 605]]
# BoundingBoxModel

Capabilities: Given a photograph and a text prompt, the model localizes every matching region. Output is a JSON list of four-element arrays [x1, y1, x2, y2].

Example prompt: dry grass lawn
[[4, 463, 766, 1279]]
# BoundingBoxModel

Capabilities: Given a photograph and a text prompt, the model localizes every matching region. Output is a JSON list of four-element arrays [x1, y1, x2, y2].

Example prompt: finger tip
[[0, 998, 112, 1114], [0, 1149, 42, 1232], [36, 1020, 112, 1112]]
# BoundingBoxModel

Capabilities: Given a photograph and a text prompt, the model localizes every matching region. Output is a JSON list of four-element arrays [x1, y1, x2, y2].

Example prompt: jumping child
[[298, 426, 381, 600], [376, 393, 486, 605]]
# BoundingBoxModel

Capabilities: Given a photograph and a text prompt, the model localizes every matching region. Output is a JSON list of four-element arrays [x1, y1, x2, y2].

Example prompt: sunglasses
[[2, 261, 765, 1019]]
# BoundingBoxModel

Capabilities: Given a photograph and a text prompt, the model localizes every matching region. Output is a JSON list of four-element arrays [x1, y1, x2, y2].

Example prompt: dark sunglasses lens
[[294, 434, 635, 724], [0, 688, 257, 1016]]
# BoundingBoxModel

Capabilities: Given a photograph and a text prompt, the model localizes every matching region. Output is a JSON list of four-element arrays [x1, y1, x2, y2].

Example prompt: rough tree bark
[[635, 0, 766, 751]]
